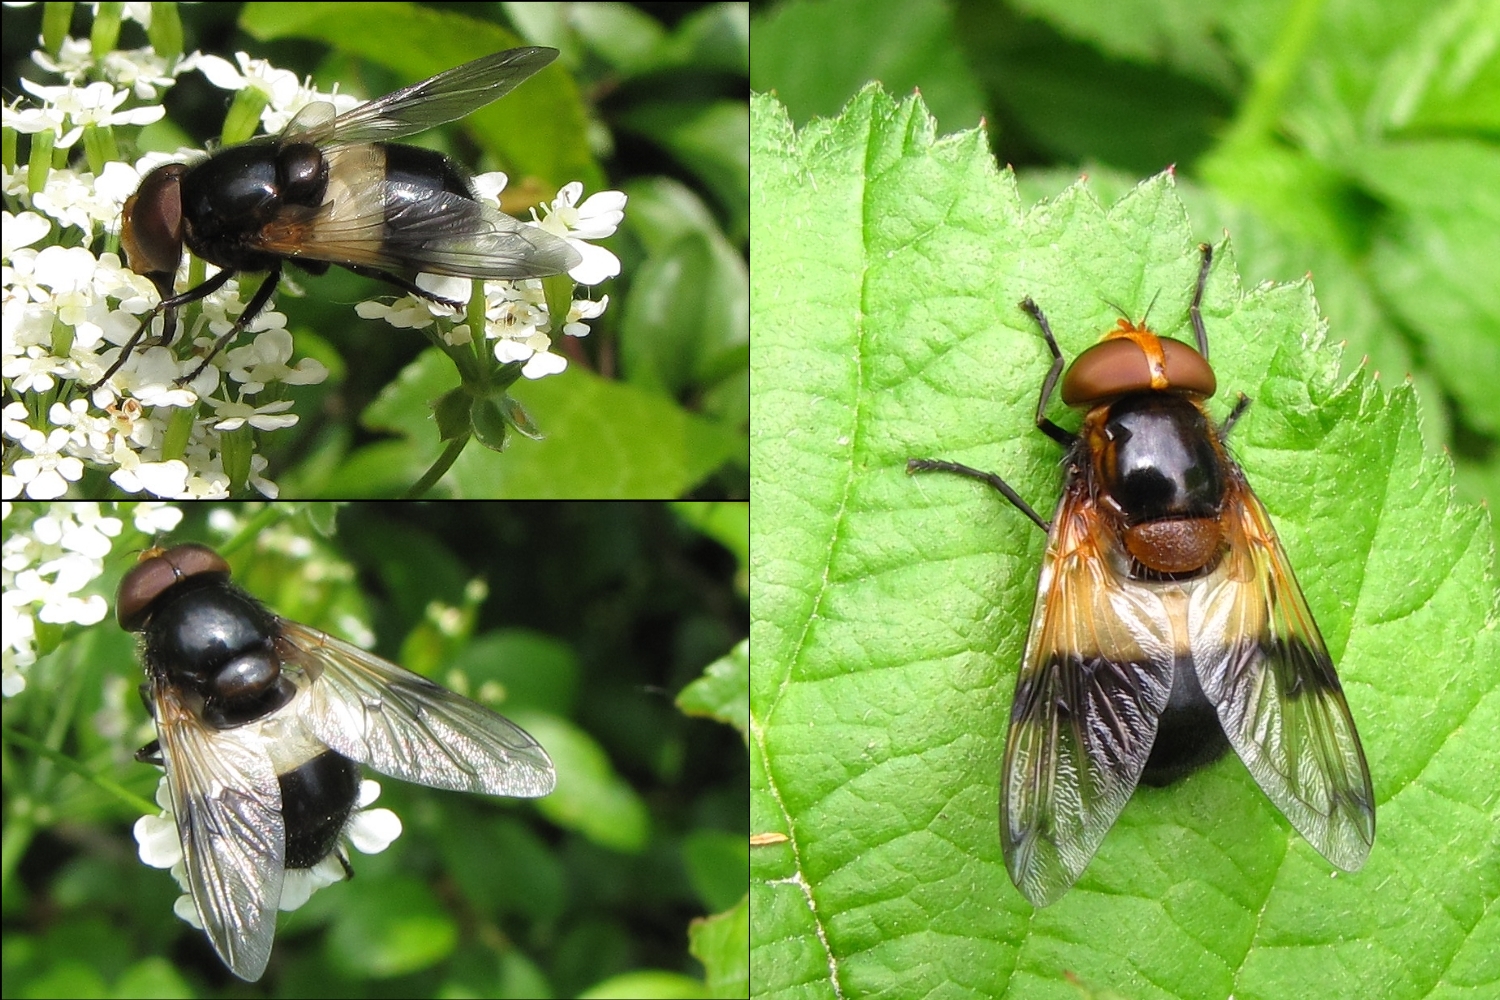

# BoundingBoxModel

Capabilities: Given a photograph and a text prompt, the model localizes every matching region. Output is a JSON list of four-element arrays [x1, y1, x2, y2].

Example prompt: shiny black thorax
[[178, 143, 330, 273], [136, 574, 362, 870], [1085, 394, 1228, 528], [1077, 392, 1235, 783], [139, 574, 293, 728]]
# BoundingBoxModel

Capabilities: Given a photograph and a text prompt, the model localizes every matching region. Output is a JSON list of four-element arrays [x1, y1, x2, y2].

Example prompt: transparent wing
[[152, 679, 285, 983], [277, 620, 556, 798], [1002, 482, 1177, 906], [284, 47, 559, 147], [1189, 472, 1375, 871], [253, 143, 580, 279]]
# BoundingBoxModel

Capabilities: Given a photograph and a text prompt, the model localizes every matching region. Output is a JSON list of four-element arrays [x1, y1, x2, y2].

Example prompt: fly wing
[[285, 48, 559, 147], [1189, 470, 1375, 871], [276, 620, 556, 798], [254, 143, 581, 279], [151, 678, 285, 982], [1002, 478, 1177, 906]]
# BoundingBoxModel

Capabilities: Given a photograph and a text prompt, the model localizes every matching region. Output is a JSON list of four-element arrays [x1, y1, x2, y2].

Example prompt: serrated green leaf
[[692, 894, 752, 1000], [678, 638, 750, 740], [752, 0, 986, 137], [751, 88, 1500, 1000]]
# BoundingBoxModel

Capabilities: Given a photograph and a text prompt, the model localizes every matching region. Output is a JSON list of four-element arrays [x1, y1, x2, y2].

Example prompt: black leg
[[1220, 392, 1251, 440], [1191, 243, 1213, 360], [87, 268, 239, 391], [1018, 297, 1074, 447], [907, 458, 1051, 533], [176, 262, 284, 385], [340, 263, 467, 310]]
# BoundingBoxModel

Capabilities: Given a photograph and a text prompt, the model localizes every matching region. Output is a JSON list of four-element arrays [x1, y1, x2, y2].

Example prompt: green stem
[[1223, 0, 1327, 147], [404, 434, 469, 497]]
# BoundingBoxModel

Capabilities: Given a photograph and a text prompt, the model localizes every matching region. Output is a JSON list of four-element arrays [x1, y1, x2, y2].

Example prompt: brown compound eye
[[120, 163, 187, 294], [116, 543, 232, 631], [1061, 332, 1217, 406]]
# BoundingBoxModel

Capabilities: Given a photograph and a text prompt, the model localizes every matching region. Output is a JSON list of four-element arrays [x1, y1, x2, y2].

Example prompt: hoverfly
[[909, 244, 1375, 906], [119, 543, 556, 980], [95, 47, 582, 390]]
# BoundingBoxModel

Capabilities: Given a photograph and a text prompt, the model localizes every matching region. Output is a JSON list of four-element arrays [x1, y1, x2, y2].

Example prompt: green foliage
[[750, 87, 1498, 1000], [680, 639, 751, 740], [307, 348, 741, 497]]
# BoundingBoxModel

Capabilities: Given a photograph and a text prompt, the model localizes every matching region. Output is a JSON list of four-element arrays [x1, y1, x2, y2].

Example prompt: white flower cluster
[[0, 500, 182, 695], [4, 39, 626, 500]]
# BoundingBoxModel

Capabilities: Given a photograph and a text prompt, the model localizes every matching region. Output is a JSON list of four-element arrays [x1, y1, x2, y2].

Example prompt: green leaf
[[623, 231, 750, 395], [580, 969, 713, 999], [618, 100, 751, 245], [1007, 0, 1239, 91], [1356, 140, 1500, 440], [329, 873, 457, 978], [684, 829, 754, 913], [451, 628, 580, 716], [691, 894, 752, 1000], [678, 639, 750, 740], [523, 714, 651, 853], [673, 500, 750, 571], [751, 88, 1499, 1000], [470, 396, 510, 452], [335, 349, 740, 497]]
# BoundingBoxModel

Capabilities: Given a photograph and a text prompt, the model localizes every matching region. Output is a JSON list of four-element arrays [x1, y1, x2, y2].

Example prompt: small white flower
[[536, 182, 627, 285], [9, 428, 85, 499], [1, 503, 125, 694], [109, 455, 191, 498], [224, 328, 328, 392], [521, 349, 568, 379], [246, 454, 280, 500], [209, 397, 298, 433], [564, 295, 610, 338], [134, 771, 404, 928]]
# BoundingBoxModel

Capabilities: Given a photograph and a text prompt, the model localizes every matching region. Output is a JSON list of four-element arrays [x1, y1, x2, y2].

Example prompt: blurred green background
[[751, 0, 1499, 551], [2, 501, 748, 996]]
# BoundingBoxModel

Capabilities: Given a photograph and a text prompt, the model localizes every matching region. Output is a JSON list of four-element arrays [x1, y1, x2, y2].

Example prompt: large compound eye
[[159, 543, 233, 580], [116, 543, 233, 631], [1062, 335, 1217, 406], [120, 163, 188, 286]]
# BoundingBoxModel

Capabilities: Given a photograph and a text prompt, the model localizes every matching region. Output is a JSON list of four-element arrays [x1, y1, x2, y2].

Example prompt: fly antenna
[[1139, 288, 1163, 327]]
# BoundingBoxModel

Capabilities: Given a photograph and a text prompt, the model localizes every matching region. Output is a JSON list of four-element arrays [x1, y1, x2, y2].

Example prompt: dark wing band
[[1190, 473, 1375, 871], [1002, 485, 1176, 906]]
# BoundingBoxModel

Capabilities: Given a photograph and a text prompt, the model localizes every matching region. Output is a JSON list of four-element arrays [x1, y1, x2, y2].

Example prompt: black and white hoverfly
[[119, 543, 556, 981], [95, 47, 582, 390]]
